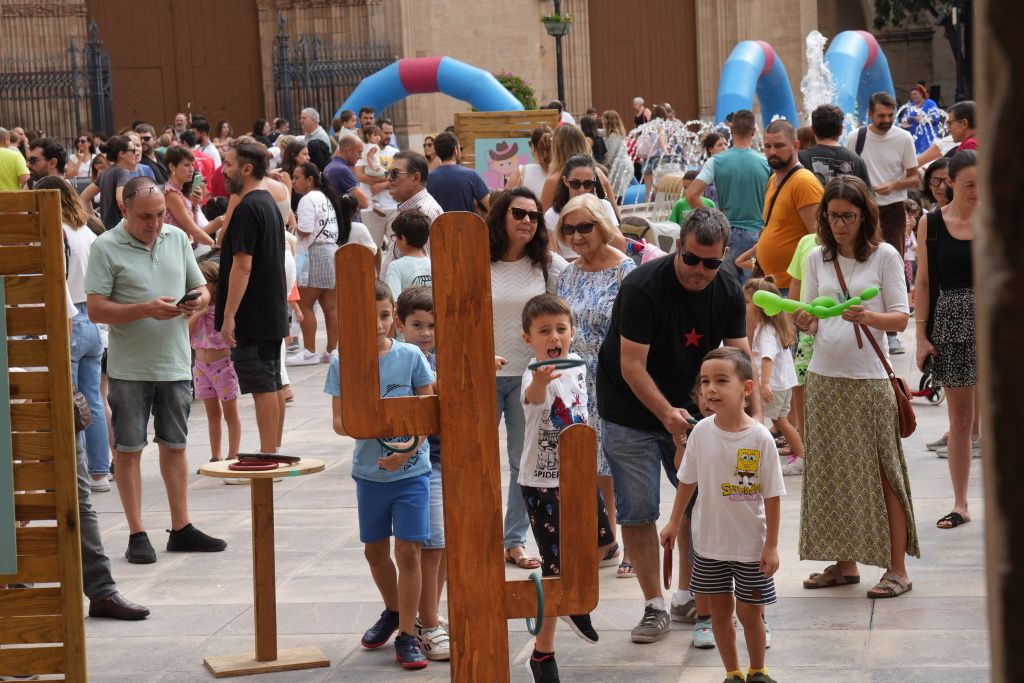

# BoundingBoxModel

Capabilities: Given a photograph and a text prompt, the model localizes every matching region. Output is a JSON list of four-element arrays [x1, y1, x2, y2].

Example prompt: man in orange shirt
[[755, 120, 823, 293]]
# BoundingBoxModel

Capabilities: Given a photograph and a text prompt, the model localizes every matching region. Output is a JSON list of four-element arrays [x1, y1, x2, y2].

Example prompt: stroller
[[910, 355, 944, 404]]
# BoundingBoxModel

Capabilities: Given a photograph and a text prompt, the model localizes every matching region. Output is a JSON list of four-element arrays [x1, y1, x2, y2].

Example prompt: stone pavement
[[81, 324, 989, 682]]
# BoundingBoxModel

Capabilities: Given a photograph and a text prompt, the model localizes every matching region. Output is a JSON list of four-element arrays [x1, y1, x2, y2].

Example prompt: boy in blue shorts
[[325, 280, 434, 669], [661, 347, 784, 683]]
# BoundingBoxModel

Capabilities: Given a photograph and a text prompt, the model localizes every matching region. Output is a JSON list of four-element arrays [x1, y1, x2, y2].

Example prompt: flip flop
[[504, 547, 542, 569], [867, 571, 912, 599], [616, 561, 636, 578], [599, 542, 621, 568], [803, 564, 860, 589], [936, 512, 969, 529]]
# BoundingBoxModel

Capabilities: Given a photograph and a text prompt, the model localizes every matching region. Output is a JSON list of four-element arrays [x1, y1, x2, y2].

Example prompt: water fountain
[[800, 30, 836, 125]]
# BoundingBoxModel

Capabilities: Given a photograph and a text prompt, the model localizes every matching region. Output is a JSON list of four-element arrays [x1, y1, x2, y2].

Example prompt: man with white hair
[[300, 107, 331, 148]]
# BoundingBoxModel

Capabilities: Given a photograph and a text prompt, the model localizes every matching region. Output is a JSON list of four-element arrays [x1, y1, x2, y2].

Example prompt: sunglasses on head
[[124, 185, 161, 200], [565, 178, 598, 191], [509, 207, 542, 223], [561, 221, 595, 235], [679, 251, 723, 269]]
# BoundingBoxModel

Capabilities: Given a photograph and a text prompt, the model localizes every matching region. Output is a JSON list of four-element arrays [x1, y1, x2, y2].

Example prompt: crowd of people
[[0, 86, 980, 683]]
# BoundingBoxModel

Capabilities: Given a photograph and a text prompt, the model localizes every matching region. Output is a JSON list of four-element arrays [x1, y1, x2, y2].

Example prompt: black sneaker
[[165, 524, 227, 553], [125, 532, 156, 564], [393, 632, 427, 669], [361, 608, 399, 649], [559, 614, 598, 644], [528, 651, 559, 682]]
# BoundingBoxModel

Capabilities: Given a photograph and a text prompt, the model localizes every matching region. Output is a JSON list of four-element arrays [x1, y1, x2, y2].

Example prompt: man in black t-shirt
[[596, 207, 759, 643], [798, 104, 870, 189], [217, 140, 289, 454]]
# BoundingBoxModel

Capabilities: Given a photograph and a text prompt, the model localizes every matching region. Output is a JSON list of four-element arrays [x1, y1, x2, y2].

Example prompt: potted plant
[[540, 13, 573, 37]]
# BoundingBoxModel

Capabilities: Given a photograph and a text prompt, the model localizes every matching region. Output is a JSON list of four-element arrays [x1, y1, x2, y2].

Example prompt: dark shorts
[[521, 485, 614, 577], [230, 338, 283, 395]]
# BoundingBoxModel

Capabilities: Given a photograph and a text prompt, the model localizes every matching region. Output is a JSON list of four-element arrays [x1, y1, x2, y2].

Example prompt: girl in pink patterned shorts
[[190, 261, 241, 462]]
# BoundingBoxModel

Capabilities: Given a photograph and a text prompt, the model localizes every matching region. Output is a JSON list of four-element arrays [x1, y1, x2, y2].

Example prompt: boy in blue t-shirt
[[324, 280, 434, 669]]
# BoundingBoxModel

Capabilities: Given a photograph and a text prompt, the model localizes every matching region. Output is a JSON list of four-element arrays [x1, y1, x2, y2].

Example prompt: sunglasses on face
[[140, 135, 153, 142], [27, 156, 43, 164], [929, 176, 949, 187], [509, 207, 542, 223], [679, 251, 723, 269], [561, 221, 595, 235], [565, 178, 598, 191], [385, 169, 409, 180], [77, 138, 89, 144]]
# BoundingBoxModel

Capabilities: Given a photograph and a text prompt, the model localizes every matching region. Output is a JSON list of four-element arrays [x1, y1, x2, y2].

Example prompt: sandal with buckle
[[803, 564, 860, 589], [867, 571, 912, 599]]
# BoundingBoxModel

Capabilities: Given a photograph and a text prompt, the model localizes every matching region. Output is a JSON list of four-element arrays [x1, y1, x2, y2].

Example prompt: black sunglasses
[[77, 138, 90, 144], [565, 178, 598, 191], [509, 207, 542, 223], [385, 169, 410, 180], [679, 251, 723, 269], [27, 156, 43, 164], [561, 221, 595, 235]]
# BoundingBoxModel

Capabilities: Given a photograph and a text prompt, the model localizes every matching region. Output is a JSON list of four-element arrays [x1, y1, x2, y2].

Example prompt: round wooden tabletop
[[198, 458, 326, 480]]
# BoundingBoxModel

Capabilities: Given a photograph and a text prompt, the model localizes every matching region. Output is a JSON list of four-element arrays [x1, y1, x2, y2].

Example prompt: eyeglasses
[[509, 207, 542, 223], [928, 176, 949, 187], [565, 178, 598, 191], [679, 252, 723, 269], [26, 156, 43, 164], [826, 211, 860, 225], [385, 169, 410, 180], [561, 221, 595, 235], [124, 185, 162, 200]]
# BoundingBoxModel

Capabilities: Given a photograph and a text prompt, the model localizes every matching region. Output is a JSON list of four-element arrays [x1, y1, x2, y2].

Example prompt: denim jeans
[[76, 434, 117, 601], [70, 304, 110, 476], [496, 375, 529, 549], [722, 226, 760, 285], [601, 419, 679, 526]]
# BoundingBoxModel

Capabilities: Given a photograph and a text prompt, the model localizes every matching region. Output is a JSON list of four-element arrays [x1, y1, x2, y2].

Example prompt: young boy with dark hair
[[384, 209, 432, 298], [324, 280, 435, 669]]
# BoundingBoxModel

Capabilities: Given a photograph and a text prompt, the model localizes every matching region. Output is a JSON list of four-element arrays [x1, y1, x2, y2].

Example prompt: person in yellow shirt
[[0, 127, 29, 191]]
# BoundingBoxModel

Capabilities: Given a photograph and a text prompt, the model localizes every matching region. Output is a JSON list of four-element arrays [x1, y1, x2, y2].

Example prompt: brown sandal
[[803, 564, 861, 589], [504, 547, 542, 569], [867, 571, 912, 599]]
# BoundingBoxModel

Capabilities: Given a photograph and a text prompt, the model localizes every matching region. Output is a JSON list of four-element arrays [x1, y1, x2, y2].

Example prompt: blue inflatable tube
[[824, 31, 896, 125], [335, 56, 523, 119], [714, 41, 798, 126]]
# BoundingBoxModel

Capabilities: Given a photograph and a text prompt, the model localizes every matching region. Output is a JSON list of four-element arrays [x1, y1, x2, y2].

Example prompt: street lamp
[[540, 1, 573, 104]]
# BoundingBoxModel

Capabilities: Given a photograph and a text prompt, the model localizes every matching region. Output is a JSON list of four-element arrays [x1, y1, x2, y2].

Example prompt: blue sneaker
[[692, 616, 716, 649], [394, 632, 428, 669], [361, 608, 399, 649]]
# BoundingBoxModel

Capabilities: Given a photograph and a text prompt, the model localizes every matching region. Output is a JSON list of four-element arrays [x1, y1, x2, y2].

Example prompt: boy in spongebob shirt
[[661, 347, 785, 683]]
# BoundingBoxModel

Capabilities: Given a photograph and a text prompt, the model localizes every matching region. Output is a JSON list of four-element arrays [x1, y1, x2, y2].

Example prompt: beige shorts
[[764, 387, 792, 421]]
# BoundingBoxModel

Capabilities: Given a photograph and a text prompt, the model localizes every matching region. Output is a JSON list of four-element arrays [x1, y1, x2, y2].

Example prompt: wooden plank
[[0, 555, 61, 585], [8, 339, 49, 367], [0, 214, 42, 243], [0, 615, 63, 644], [12, 432, 54, 460], [13, 461, 57, 491], [0, 644, 65, 676], [14, 492, 57, 522], [15, 525, 57, 555], [10, 403, 52, 432], [204, 646, 329, 678], [0, 246, 43, 275], [0, 587, 62, 617], [252, 478, 277, 661], [9, 371, 50, 401], [3, 275, 45, 305], [5, 306, 47, 336], [0, 192, 38, 212]]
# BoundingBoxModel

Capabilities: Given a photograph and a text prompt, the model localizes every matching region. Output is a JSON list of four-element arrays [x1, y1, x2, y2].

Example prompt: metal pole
[[554, 0, 565, 103]]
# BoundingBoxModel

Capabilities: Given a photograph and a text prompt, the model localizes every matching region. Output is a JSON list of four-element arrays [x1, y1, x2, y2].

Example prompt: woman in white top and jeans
[[488, 187, 567, 568]]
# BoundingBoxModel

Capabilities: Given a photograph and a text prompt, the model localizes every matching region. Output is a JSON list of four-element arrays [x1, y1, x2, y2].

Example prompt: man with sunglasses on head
[[596, 207, 760, 645], [134, 123, 169, 184], [381, 151, 442, 272], [324, 134, 368, 210]]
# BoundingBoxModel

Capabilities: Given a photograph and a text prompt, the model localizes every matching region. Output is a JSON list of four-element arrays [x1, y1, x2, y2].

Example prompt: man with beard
[[844, 91, 917, 354], [216, 140, 289, 455], [755, 120, 823, 293], [26, 137, 66, 182], [134, 123, 169, 183]]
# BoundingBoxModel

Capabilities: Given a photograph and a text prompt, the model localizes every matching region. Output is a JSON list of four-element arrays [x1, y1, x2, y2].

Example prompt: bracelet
[[915, 319, 927, 323]]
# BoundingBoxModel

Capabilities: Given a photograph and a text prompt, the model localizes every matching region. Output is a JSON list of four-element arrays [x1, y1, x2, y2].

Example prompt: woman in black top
[[914, 150, 978, 530]]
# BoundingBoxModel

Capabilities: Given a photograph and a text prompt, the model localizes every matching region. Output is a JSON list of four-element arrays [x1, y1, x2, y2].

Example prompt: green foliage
[[873, 0, 948, 30], [540, 13, 574, 24], [493, 72, 537, 110]]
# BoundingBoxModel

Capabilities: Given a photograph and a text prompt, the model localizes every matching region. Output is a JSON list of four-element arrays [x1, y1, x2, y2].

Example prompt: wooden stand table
[[197, 458, 329, 678]]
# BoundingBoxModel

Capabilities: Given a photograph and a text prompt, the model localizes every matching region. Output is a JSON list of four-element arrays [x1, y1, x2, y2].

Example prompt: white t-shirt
[[347, 221, 378, 254], [63, 223, 96, 304], [802, 243, 910, 380], [752, 324, 797, 391], [678, 418, 786, 563], [544, 198, 618, 260], [295, 190, 339, 245], [521, 163, 548, 199], [844, 126, 917, 205], [357, 144, 399, 211], [519, 354, 588, 488], [384, 255, 432, 298], [491, 255, 569, 376]]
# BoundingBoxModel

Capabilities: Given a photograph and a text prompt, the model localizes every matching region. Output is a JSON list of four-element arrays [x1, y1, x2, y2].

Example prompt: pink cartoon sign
[[474, 138, 532, 190]]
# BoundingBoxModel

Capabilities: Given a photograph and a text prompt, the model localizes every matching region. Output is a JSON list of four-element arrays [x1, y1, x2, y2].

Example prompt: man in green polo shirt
[[86, 176, 227, 564]]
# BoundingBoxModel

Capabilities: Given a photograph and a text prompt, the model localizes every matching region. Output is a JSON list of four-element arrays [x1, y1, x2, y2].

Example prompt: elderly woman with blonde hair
[[555, 192, 636, 574]]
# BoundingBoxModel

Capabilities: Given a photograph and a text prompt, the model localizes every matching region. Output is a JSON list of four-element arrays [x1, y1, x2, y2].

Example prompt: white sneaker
[[286, 349, 320, 366], [781, 455, 804, 476], [415, 624, 450, 660], [320, 351, 333, 363], [89, 475, 111, 493]]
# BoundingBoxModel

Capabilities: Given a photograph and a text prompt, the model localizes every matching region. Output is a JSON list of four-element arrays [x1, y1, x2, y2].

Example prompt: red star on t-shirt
[[683, 327, 703, 348]]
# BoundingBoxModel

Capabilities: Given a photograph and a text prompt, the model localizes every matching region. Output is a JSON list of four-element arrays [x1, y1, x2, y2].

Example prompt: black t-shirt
[[596, 255, 746, 433], [140, 155, 169, 184], [98, 165, 131, 230], [798, 144, 871, 188], [215, 189, 289, 340]]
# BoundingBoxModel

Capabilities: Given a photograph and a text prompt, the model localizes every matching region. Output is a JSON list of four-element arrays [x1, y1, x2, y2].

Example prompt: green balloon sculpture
[[752, 287, 880, 319]]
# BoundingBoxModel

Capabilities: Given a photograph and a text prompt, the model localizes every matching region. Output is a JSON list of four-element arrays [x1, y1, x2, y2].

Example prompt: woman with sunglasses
[[544, 154, 626, 260], [794, 175, 917, 599], [554, 193, 635, 575], [422, 134, 442, 171], [78, 135, 139, 230], [488, 187, 568, 570], [67, 132, 97, 179], [541, 125, 618, 216]]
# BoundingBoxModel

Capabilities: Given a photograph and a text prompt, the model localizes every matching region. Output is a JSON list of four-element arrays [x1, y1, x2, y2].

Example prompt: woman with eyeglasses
[[66, 132, 97, 179], [554, 192, 635, 575], [794, 175, 917, 600], [544, 154, 626, 260], [78, 135, 140, 230], [487, 187, 568, 570], [921, 157, 950, 211]]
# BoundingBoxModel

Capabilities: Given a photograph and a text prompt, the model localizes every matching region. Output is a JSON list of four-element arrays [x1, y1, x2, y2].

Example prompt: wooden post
[[251, 478, 277, 662], [336, 212, 599, 681]]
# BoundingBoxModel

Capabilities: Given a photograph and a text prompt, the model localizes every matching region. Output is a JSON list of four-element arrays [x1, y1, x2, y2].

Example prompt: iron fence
[[0, 20, 112, 148], [272, 14, 396, 128]]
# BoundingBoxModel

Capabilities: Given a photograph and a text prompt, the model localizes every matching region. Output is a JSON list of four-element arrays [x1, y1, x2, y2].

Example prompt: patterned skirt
[[932, 287, 976, 387], [799, 372, 920, 568]]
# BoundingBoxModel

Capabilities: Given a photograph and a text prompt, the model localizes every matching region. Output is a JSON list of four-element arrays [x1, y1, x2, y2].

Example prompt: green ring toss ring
[[525, 572, 544, 635]]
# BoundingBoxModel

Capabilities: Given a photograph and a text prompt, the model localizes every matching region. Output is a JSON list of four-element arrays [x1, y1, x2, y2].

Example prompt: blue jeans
[[496, 375, 529, 549], [722, 226, 760, 285], [601, 419, 678, 525], [70, 304, 109, 476]]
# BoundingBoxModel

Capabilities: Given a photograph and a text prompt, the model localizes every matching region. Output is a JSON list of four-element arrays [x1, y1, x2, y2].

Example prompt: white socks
[[645, 596, 666, 612], [672, 589, 694, 606]]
